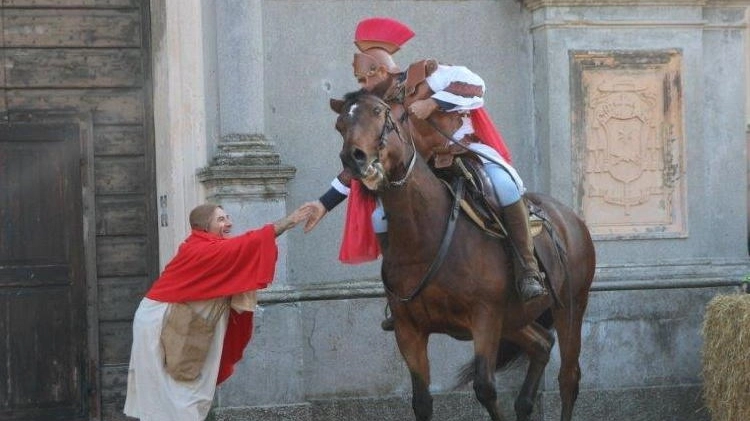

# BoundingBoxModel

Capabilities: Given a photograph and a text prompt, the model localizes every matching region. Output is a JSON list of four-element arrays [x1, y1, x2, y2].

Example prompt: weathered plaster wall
[[147, 1, 749, 420]]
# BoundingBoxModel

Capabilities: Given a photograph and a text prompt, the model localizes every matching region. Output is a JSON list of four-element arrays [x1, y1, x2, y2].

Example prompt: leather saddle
[[434, 154, 543, 240], [435, 155, 566, 308]]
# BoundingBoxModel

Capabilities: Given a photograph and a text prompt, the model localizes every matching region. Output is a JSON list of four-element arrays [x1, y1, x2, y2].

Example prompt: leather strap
[[384, 176, 463, 302], [404, 59, 438, 97]]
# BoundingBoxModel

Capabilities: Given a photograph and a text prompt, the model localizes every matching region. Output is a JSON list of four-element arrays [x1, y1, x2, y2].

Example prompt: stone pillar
[[216, 0, 265, 136], [197, 134, 306, 411], [199, 1, 309, 412]]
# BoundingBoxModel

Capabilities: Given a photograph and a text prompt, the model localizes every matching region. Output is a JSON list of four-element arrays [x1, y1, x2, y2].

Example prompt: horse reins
[[383, 172, 465, 303], [370, 97, 463, 302], [376, 101, 417, 188], [423, 116, 502, 165]]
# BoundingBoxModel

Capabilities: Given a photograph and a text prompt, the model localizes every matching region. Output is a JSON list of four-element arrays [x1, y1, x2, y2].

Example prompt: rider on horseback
[[304, 18, 547, 327]]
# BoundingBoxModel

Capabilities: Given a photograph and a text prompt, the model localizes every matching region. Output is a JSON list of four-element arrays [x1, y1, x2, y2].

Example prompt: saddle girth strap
[[385, 176, 464, 303]]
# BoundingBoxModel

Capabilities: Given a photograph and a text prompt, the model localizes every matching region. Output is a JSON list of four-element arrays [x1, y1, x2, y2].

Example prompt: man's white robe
[[124, 297, 228, 421]]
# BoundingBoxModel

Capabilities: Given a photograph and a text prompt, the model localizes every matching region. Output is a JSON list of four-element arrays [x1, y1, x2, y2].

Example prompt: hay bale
[[702, 293, 750, 421]]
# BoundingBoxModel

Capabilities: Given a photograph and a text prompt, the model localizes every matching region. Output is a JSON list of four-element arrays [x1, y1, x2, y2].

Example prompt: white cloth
[[426, 64, 485, 111], [124, 297, 229, 421], [468, 142, 525, 194], [330, 177, 351, 195]]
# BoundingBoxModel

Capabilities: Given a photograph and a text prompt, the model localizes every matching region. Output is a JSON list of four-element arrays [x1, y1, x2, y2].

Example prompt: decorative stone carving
[[571, 50, 686, 239], [197, 133, 296, 201]]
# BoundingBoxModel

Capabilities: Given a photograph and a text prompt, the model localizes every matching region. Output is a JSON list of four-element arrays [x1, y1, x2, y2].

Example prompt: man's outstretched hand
[[273, 204, 314, 236], [301, 200, 327, 233]]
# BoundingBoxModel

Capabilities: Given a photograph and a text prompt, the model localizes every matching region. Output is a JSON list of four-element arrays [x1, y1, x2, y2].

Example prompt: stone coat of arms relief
[[572, 51, 686, 239]]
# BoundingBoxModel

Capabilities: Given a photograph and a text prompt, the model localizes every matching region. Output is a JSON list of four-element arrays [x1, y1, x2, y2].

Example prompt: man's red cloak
[[146, 225, 278, 384]]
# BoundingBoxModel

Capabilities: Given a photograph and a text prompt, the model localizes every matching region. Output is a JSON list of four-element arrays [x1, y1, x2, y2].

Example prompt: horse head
[[330, 90, 416, 191]]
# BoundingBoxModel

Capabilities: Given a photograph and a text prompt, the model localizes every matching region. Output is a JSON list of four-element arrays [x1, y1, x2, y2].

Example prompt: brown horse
[[331, 90, 596, 421]]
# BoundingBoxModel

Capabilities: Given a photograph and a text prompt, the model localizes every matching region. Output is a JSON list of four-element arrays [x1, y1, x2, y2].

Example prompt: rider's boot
[[377, 232, 395, 331], [502, 199, 547, 302]]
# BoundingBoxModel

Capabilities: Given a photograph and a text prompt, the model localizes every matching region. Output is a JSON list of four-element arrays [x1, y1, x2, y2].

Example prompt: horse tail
[[453, 339, 524, 389]]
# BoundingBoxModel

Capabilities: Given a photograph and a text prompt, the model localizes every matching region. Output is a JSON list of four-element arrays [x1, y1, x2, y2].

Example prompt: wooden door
[[0, 122, 88, 420]]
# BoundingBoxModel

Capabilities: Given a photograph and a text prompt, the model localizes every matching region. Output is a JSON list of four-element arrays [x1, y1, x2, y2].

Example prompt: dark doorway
[[0, 121, 90, 420]]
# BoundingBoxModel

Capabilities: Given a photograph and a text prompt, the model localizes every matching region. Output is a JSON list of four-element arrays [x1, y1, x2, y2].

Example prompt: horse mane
[[342, 88, 369, 108]]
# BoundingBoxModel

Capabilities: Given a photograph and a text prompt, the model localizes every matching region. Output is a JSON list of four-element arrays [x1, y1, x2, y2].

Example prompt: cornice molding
[[255, 260, 750, 304], [523, 0, 708, 11]]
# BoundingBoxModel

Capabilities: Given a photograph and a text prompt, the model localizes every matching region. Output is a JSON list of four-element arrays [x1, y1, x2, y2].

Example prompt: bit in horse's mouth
[[360, 161, 385, 190]]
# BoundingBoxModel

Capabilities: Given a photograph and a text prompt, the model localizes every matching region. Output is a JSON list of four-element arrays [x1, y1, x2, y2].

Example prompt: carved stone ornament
[[197, 133, 296, 201], [571, 50, 686, 239]]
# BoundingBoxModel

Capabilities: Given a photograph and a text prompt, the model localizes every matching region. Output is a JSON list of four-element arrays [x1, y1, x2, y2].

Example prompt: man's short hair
[[189, 203, 221, 231]]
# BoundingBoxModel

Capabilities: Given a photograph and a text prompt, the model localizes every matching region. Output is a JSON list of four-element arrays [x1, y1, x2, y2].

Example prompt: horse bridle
[[367, 97, 464, 303], [372, 98, 417, 187]]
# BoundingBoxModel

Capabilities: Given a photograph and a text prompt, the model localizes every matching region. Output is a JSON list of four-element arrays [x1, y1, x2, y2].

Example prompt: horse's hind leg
[[505, 322, 555, 421], [553, 292, 589, 421], [471, 318, 508, 421], [395, 327, 433, 421]]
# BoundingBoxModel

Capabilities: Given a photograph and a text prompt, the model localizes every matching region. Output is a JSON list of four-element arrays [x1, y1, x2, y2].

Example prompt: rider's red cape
[[338, 107, 510, 264], [471, 108, 512, 164], [339, 180, 380, 264], [146, 226, 278, 384]]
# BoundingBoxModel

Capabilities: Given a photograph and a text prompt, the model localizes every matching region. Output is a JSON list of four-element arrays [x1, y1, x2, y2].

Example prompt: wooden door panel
[[8, 290, 77, 409], [1, 143, 68, 260], [0, 122, 87, 420]]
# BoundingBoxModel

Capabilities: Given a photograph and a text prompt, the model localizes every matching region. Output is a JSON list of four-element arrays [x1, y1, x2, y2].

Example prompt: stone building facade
[[150, 1, 748, 420], [1, 1, 748, 420]]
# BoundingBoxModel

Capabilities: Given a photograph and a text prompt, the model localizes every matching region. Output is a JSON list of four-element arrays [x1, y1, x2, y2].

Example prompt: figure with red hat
[[303, 17, 546, 329]]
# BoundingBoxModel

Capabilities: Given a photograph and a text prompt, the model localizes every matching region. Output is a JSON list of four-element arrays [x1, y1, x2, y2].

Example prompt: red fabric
[[354, 17, 414, 53], [217, 310, 253, 385], [146, 225, 278, 384], [471, 108, 512, 164], [146, 226, 277, 301], [338, 180, 380, 264]]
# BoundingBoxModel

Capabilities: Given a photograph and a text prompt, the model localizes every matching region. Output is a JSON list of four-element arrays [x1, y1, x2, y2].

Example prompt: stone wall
[[148, 1, 749, 420]]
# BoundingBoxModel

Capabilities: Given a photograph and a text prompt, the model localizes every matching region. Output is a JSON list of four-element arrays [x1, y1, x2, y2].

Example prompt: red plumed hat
[[354, 17, 415, 54]]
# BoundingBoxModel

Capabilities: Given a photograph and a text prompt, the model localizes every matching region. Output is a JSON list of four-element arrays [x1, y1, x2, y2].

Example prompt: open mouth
[[360, 161, 385, 190]]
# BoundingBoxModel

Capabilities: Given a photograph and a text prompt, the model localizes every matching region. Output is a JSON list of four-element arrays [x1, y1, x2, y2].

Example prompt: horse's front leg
[[472, 315, 507, 421], [395, 324, 432, 421]]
